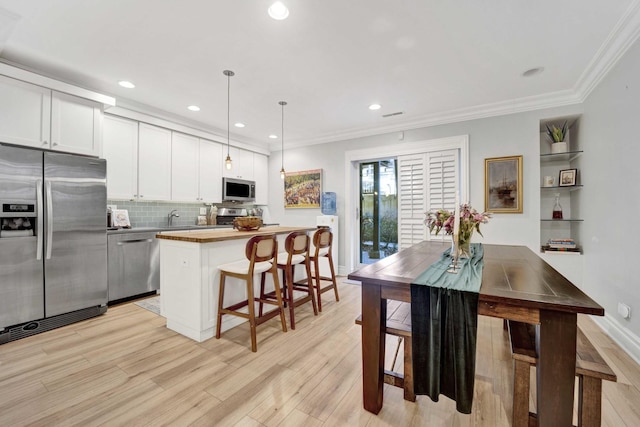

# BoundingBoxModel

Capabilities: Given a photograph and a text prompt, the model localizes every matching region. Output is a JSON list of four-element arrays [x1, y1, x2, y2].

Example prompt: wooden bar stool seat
[[308, 227, 339, 312], [215, 234, 287, 352], [262, 231, 318, 329]]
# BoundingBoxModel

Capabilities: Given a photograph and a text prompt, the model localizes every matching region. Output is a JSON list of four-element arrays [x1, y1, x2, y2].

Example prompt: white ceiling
[[1, 0, 639, 151]]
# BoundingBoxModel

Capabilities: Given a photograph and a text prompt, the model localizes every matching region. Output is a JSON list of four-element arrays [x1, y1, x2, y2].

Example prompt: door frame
[[344, 135, 469, 274]]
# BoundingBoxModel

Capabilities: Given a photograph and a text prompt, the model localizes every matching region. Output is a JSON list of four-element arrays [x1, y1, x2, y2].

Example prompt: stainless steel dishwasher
[[107, 231, 159, 302]]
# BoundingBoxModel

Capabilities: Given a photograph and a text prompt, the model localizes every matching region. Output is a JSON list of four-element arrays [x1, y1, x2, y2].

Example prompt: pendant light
[[279, 101, 287, 179], [223, 70, 234, 170]]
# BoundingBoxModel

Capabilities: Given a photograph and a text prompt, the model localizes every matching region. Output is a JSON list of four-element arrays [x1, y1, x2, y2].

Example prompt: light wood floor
[[1, 279, 639, 426]]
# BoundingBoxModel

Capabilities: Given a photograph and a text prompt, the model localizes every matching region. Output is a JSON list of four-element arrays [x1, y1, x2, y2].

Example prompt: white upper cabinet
[[253, 153, 268, 205], [103, 115, 138, 200], [0, 75, 102, 156], [171, 132, 200, 202], [222, 145, 254, 180], [0, 75, 51, 148], [138, 123, 172, 201], [199, 139, 223, 203], [50, 91, 102, 156]]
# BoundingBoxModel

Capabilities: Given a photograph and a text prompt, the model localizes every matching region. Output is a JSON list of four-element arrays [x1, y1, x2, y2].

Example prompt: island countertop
[[156, 225, 315, 243]]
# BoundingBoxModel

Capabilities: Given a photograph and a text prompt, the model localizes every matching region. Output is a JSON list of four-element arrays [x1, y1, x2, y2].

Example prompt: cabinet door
[[199, 139, 223, 202], [222, 146, 254, 180], [0, 75, 51, 148], [50, 91, 102, 156], [171, 132, 199, 201], [103, 115, 139, 200], [254, 153, 269, 205], [138, 123, 172, 201]]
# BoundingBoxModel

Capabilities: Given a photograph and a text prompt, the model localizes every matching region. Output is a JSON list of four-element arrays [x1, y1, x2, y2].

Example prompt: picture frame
[[559, 168, 577, 187], [484, 155, 523, 214], [284, 169, 322, 208]]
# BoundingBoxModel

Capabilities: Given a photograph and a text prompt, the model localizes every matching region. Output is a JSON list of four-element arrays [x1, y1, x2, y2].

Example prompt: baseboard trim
[[592, 314, 640, 365]]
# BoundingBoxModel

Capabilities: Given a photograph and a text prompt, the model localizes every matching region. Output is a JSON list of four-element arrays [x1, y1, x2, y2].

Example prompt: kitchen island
[[156, 226, 315, 342]]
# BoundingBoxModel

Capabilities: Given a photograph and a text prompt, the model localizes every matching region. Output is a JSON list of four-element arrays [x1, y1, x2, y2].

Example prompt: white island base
[[157, 226, 314, 342]]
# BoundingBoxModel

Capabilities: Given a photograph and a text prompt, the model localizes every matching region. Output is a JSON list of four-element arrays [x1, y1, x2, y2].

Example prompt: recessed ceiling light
[[522, 67, 544, 77], [369, 103, 382, 110], [268, 1, 289, 20], [118, 80, 135, 89], [187, 105, 200, 111], [234, 122, 245, 128], [269, 134, 278, 139]]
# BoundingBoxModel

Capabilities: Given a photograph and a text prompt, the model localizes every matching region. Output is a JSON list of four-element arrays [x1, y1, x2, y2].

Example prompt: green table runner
[[410, 243, 484, 414]]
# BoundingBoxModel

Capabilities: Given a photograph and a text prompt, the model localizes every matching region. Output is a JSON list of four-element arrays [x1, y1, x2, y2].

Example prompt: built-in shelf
[[540, 185, 583, 191], [540, 150, 583, 163], [539, 117, 583, 253]]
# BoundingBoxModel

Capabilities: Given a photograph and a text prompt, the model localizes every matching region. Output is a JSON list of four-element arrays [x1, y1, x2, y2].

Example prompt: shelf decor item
[[424, 203, 491, 259], [552, 193, 563, 219], [559, 168, 577, 186], [546, 121, 568, 153], [484, 155, 523, 213]]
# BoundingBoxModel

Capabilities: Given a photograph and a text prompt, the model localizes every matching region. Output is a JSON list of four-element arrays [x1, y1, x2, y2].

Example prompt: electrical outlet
[[618, 302, 631, 319], [199, 207, 207, 215]]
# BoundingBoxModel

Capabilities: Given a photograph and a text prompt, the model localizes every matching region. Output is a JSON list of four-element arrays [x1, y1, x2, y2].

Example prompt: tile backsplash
[[107, 200, 268, 228]]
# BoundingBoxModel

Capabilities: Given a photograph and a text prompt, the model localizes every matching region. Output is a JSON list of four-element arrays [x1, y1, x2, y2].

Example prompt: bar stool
[[215, 234, 287, 352], [264, 231, 318, 329], [308, 227, 339, 312]]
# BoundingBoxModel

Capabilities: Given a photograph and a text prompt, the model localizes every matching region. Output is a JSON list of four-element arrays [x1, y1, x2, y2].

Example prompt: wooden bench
[[507, 320, 617, 427], [355, 300, 415, 402]]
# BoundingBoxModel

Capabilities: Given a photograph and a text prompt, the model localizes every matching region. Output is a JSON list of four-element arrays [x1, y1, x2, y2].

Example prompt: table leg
[[536, 310, 577, 426], [361, 284, 387, 414]]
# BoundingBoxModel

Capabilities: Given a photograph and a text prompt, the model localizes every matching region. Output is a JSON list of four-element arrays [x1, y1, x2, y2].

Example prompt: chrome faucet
[[168, 209, 180, 226]]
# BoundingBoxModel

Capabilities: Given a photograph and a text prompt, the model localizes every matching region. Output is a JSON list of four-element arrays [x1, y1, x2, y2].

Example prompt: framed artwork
[[559, 169, 577, 187], [284, 169, 322, 208], [484, 155, 523, 213]]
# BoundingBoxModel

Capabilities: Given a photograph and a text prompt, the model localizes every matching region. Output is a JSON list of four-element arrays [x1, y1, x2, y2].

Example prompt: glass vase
[[457, 239, 471, 258]]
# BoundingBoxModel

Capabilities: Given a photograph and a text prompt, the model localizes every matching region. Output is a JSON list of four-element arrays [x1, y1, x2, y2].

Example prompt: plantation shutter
[[398, 149, 459, 249], [425, 150, 458, 241], [398, 153, 427, 250]]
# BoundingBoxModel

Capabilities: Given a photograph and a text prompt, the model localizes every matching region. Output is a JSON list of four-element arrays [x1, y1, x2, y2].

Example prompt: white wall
[[580, 35, 640, 360], [267, 104, 583, 271]]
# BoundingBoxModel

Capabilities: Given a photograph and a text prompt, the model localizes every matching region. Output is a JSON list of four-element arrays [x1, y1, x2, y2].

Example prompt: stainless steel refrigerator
[[0, 143, 107, 343]]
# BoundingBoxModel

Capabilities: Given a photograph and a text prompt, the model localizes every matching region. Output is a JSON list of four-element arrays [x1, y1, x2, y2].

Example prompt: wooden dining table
[[347, 241, 604, 426]]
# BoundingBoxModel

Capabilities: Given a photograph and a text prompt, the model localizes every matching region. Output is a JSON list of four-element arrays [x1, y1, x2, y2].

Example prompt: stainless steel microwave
[[222, 177, 255, 202]]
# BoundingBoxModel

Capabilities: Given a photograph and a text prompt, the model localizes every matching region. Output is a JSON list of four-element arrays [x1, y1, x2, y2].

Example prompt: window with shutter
[[398, 149, 459, 249]]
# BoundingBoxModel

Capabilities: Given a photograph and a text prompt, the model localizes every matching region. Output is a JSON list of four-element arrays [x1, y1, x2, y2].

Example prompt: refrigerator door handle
[[36, 179, 44, 260], [45, 180, 53, 260]]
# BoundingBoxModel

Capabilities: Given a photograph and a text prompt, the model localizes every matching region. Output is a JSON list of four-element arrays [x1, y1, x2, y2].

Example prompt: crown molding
[[272, 89, 581, 151], [574, 0, 640, 101]]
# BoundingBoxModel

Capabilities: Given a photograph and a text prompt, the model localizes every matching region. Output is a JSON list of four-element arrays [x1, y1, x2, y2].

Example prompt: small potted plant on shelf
[[545, 121, 568, 153]]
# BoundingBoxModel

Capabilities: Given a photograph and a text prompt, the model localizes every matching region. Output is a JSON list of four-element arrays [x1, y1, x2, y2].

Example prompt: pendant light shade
[[223, 70, 234, 170], [279, 101, 287, 180]]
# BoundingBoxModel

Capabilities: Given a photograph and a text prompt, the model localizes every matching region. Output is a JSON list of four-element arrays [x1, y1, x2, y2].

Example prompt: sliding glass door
[[359, 159, 398, 264]]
